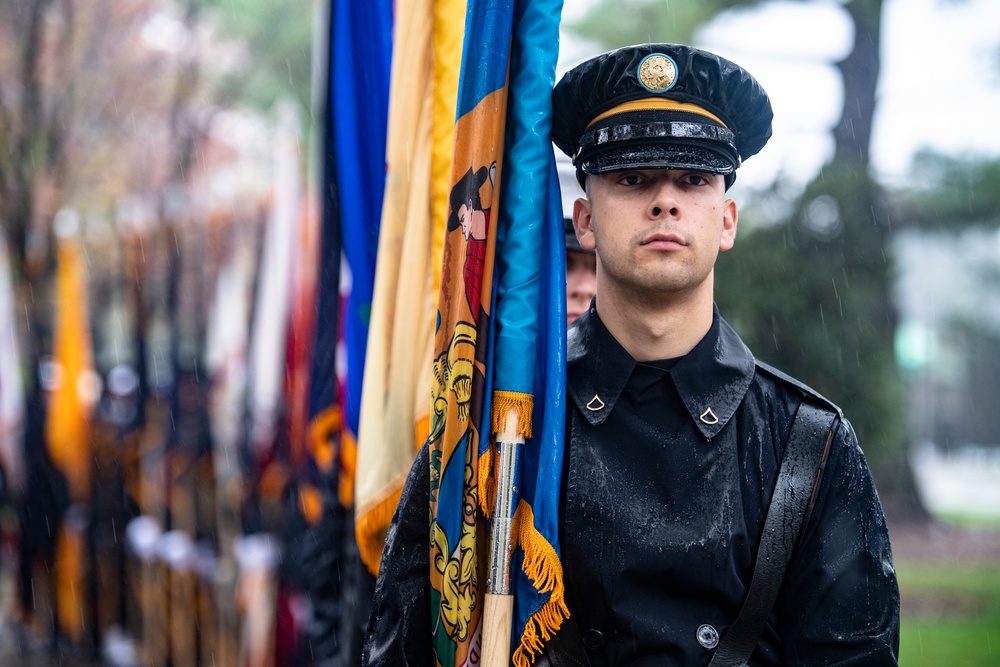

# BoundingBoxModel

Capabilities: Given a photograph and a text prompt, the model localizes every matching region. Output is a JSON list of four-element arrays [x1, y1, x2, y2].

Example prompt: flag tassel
[[511, 501, 570, 667], [491, 390, 533, 438], [355, 483, 404, 575]]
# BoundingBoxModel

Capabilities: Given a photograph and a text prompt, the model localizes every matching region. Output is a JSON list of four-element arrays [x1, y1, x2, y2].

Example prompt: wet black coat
[[362, 305, 900, 666]]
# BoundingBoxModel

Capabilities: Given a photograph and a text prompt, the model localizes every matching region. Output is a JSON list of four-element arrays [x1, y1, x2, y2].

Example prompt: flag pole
[[482, 406, 523, 666]]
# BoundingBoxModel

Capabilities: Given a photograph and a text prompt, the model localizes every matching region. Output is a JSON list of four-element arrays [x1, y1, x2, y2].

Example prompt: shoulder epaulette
[[753, 359, 844, 420]]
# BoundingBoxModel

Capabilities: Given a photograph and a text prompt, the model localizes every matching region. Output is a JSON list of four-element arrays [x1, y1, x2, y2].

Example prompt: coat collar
[[567, 302, 756, 439]]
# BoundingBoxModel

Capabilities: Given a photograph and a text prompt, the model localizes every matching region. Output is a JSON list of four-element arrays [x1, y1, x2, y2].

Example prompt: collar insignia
[[699, 407, 719, 425], [586, 395, 606, 412]]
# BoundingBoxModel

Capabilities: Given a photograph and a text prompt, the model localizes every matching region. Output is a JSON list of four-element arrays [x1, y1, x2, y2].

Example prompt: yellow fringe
[[511, 500, 570, 667], [477, 442, 497, 516], [351, 413, 427, 575], [308, 406, 342, 474], [491, 391, 534, 439], [339, 429, 358, 509], [355, 485, 404, 576]]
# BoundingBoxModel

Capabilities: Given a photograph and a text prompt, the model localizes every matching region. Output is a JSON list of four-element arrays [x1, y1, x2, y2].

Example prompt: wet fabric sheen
[[559, 304, 899, 666]]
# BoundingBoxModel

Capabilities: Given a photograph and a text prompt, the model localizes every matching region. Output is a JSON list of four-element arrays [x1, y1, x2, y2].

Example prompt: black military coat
[[362, 304, 900, 666]]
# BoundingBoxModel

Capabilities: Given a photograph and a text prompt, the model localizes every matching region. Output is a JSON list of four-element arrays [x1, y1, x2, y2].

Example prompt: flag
[[483, 2, 566, 664], [206, 239, 254, 517], [355, 0, 465, 576], [294, 4, 347, 663], [46, 210, 96, 503], [247, 99, 303, 461], [304, 0, 343, 504], [286, 188, 321, 480], [279, 185, 323, 667], [500, 154, 568, 666], [429, 0, 566, 665], [46, 209, 98, 641], [427, 1, 515, 664], [330, 0, 393, 518], [0, 236, 24, 493]]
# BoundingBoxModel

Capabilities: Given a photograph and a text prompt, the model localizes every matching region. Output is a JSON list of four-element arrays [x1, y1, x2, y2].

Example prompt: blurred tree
[[0, 0, 72, 279], [717, 1, 904, 470], [0, 0, 299, 369], [895, 151, 1000, 229], [570, 0, 763, 45], [204, 0, 316, 115], [0, 0, 204, 285]]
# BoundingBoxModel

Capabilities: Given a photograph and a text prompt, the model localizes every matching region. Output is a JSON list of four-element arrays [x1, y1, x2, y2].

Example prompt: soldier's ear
[[719, 198, 737, 252], [573, 198, 597, 252]]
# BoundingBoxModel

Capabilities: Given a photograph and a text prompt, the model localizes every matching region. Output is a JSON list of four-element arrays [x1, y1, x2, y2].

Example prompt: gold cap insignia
[[638, 53, 677, 93], [699, 408, 719, 425], [586, 395, 606, 412]]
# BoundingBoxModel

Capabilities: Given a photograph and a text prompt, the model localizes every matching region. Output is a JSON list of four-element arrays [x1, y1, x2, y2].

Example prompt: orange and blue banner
[[428, 1, 512, 664], [429, 0, 566, 664], [484, 1, 567, 664]]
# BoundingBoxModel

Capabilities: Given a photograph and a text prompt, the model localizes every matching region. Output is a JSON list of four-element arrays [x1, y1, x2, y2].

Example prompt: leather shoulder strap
[[537, 611, 591, 667], [708, 400, 839, 667]]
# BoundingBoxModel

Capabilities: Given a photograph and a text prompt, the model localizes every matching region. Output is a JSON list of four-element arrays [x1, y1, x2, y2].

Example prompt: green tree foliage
[[569, 0, 764, 46], [716, 0, 919, 488], [203, 0, 316, 114], [717, 160, 904, 473], [895, 151, 1000, 230]]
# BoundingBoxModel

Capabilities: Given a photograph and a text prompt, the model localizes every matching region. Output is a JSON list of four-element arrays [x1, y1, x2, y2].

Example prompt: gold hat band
[[586, 98, 728, 130]]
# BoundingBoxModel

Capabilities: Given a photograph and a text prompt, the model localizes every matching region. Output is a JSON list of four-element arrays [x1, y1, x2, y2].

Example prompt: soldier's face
[[566, 250, 597, 326], [573, 168, 736, 301]]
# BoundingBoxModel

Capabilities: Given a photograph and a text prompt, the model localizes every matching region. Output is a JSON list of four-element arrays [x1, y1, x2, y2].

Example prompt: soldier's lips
[[641, 232, 685, 249]]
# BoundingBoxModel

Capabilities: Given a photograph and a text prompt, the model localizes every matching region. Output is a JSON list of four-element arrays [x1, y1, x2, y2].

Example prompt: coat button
[[696, 624, 719, 649], [582, 628, 606, 651]]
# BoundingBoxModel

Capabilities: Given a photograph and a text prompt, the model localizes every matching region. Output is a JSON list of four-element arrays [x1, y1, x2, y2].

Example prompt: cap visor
[[582, 143, 736, 175]]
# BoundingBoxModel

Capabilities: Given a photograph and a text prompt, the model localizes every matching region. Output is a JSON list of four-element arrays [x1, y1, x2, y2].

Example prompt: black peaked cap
[[552, 44, 773, 178]]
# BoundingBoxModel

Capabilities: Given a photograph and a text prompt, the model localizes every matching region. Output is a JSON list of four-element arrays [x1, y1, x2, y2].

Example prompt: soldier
[[565, 219, 597, 327], [560, 160, 597, 326], [364, 43, 899, 666]]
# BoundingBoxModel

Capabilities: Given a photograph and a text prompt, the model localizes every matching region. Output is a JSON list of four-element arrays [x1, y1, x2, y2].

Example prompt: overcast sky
[[557, 0, 1000, 192]]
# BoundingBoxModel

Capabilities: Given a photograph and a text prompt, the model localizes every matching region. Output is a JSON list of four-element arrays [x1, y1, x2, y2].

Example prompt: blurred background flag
[[0, 236, 24, 494], [312, 1, 393, 662], [287, 192, 321, 481], [46, 209, 96, 503], [355, 0, 465, 577], [46, 209, 97, 642], [247, 100, 302, 462], [295, 4, 346, 663], [330, 0, 392, 513]]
